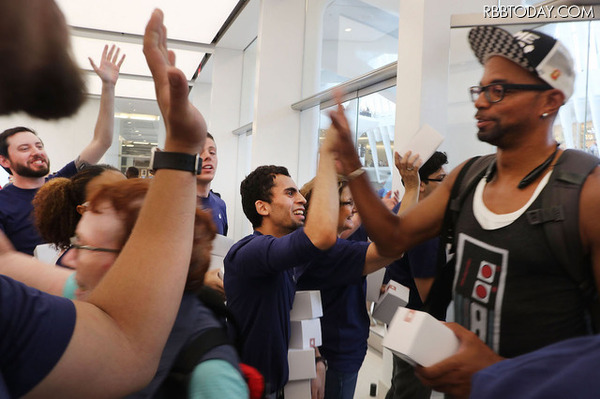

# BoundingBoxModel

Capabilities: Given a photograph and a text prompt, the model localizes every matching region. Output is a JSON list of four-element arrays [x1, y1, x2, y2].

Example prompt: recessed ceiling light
[[345, 28, 352, 32]]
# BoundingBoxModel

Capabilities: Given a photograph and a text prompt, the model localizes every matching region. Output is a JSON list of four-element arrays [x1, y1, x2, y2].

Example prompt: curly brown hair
[[87, 179, 217, 293], [33, 165, 121, 250]]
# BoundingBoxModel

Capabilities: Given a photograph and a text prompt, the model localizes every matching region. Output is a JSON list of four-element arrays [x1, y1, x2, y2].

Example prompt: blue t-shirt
[[384, 237, 440, 309], [199, 191, 228, 236], [0, 161, 78, 255], [224, 228, 322, 393], [297, 238, 369, 373], [471, 334, 600, 398], [0, 276, 76, 397]]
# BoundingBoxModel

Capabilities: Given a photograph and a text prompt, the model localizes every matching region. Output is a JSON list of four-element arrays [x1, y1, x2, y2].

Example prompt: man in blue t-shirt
[[196, 132, 228, 235], [0, 44, 124, 255], [224, 126, 340, 397]]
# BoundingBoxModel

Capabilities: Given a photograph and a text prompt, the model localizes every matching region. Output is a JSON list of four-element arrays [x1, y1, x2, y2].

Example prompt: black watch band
[[150, 150, 202, 175], [315, 356, 328, 371]]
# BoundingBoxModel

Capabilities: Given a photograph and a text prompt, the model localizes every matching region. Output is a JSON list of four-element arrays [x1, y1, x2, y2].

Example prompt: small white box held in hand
[[290, 290, 323, 321], [287, 347, 316, 381], [383, 308, 459, 367], [372, 280, 410, 325], [289, 319, 322, 350]]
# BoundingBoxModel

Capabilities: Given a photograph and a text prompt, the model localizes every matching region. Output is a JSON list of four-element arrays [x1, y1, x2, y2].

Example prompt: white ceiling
[[56, 0, 243, 101]]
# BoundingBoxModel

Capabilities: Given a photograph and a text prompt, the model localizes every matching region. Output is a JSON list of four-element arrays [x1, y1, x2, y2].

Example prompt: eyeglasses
[[70, 236, 120, 254], [469, 83, 552, 103], [340, 200, 355, 208], [423, 174, 446, 183]]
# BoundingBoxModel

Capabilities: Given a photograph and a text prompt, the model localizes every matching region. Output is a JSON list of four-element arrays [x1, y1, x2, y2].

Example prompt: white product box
[[209, 234, 234, 271], [366, 268, 386, 302], [372, 280, 410, 325], [288, 347, 316, 381], [383, 308, 459, 367], [289, 318, 322, 350], [284, 379, 311, 399], [290, 290, 323, 321]]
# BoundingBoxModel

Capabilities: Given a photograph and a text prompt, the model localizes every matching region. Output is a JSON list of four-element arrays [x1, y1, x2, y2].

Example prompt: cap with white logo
[[468, 25, 575, 100]]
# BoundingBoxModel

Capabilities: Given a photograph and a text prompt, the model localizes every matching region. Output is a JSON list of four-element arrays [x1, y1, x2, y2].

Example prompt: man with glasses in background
[[328, 25, 600, 398]]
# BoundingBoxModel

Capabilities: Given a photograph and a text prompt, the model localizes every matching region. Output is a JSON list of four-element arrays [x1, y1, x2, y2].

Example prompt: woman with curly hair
[[4, 178, 248, 398]]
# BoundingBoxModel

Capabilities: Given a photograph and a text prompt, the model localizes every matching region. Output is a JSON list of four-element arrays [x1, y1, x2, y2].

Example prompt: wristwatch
[[149, 148, 202, 175], [315, 356, 328, 371]]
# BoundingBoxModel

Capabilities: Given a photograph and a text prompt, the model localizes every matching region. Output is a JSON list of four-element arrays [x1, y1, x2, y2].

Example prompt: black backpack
[[423, 149, 600, 331], [154, 287, 266, 399]]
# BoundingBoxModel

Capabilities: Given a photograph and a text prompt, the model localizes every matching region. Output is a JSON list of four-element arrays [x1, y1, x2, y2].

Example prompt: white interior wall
[[0, 97, 118, 187]]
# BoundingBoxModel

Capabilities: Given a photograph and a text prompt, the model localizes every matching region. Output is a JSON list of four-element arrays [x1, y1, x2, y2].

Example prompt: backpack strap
[[443, 154, 496, 248], [525, 149, 599, 300], [423, 154, 494, 320]]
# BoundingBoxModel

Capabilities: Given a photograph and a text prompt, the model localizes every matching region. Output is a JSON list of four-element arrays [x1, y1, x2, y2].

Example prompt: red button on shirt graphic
[[477, 261, 496, 283], [472, 281, 492, 304]]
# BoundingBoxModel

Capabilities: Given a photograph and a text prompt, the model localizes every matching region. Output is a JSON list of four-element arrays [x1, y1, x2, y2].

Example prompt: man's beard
[[12, 160, 50, 178]]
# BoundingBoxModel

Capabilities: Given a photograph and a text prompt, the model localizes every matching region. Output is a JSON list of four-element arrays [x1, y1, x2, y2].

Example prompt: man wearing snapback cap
[[328, 25, 600, 397]]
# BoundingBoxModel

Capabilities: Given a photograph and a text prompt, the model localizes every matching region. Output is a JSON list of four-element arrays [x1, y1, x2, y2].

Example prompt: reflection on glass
[[320, 0, 399, 90], [318, 86, 396, 193]]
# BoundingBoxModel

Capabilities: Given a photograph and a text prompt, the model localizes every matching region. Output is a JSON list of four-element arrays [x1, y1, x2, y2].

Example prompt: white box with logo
[[383, 307, 459, 367], [290, 290, 323, 321], [366, 268, 386, 302], [288, 347, 316, 381], [372, 280, 410, 324], [289, 318, 322, 350]]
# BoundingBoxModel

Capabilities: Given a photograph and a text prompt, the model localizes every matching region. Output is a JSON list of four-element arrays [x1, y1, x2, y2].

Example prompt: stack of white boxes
[[285, 290, 323, 398], [372, 280, 410, 325]]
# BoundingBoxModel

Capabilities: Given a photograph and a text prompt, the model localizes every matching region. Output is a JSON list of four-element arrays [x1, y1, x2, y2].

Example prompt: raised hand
[[89, 44, 125, 86], [143, 9, 206, 154], [395, 151, 422, 191]]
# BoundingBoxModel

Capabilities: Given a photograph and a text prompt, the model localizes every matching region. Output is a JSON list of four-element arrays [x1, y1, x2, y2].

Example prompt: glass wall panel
[[318, 86, 396, 193]]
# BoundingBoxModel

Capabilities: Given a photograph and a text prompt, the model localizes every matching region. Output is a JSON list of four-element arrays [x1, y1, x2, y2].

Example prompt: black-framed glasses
[[340, 200, 355, 208], [469, 83, 552, 103], [70, 236, 120, 254], [423, 174, 446, 183]]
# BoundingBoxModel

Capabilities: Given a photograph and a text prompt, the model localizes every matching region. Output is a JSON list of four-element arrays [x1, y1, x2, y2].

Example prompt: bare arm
[[27, 10, 207, 397], [303, 124, 340, 250], [329, 106, 458, 257], [0, 251, 70, 296], [77, 45, 125, 166], [396, 151, 421, 215]]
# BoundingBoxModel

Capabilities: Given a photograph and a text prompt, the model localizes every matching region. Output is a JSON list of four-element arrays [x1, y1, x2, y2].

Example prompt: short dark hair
[[0, 126, 38, 174], [419, 151, 448, 181], [241, 165, 290, 229], [125, 166, 140, 179], [206, 132, 214, 141], [0, 126, 37, 158]]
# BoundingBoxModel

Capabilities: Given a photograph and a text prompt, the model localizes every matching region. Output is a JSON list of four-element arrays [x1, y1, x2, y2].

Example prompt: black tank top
[[453, 179, 588, 358]]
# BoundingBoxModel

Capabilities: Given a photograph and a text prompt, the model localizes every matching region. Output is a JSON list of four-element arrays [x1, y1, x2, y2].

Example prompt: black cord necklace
[[485, 143, 560, 189]]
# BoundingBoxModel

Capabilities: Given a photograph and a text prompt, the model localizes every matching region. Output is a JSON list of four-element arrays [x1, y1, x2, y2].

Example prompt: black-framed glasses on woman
[[423, 174, 447, 183], [69, 236, 121, 253], [469, 83, 552, 103]]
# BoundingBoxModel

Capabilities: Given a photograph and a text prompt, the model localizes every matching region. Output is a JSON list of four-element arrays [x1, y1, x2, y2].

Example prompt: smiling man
[[0, 44, 125, 255], [224, 124, 342, 398]]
